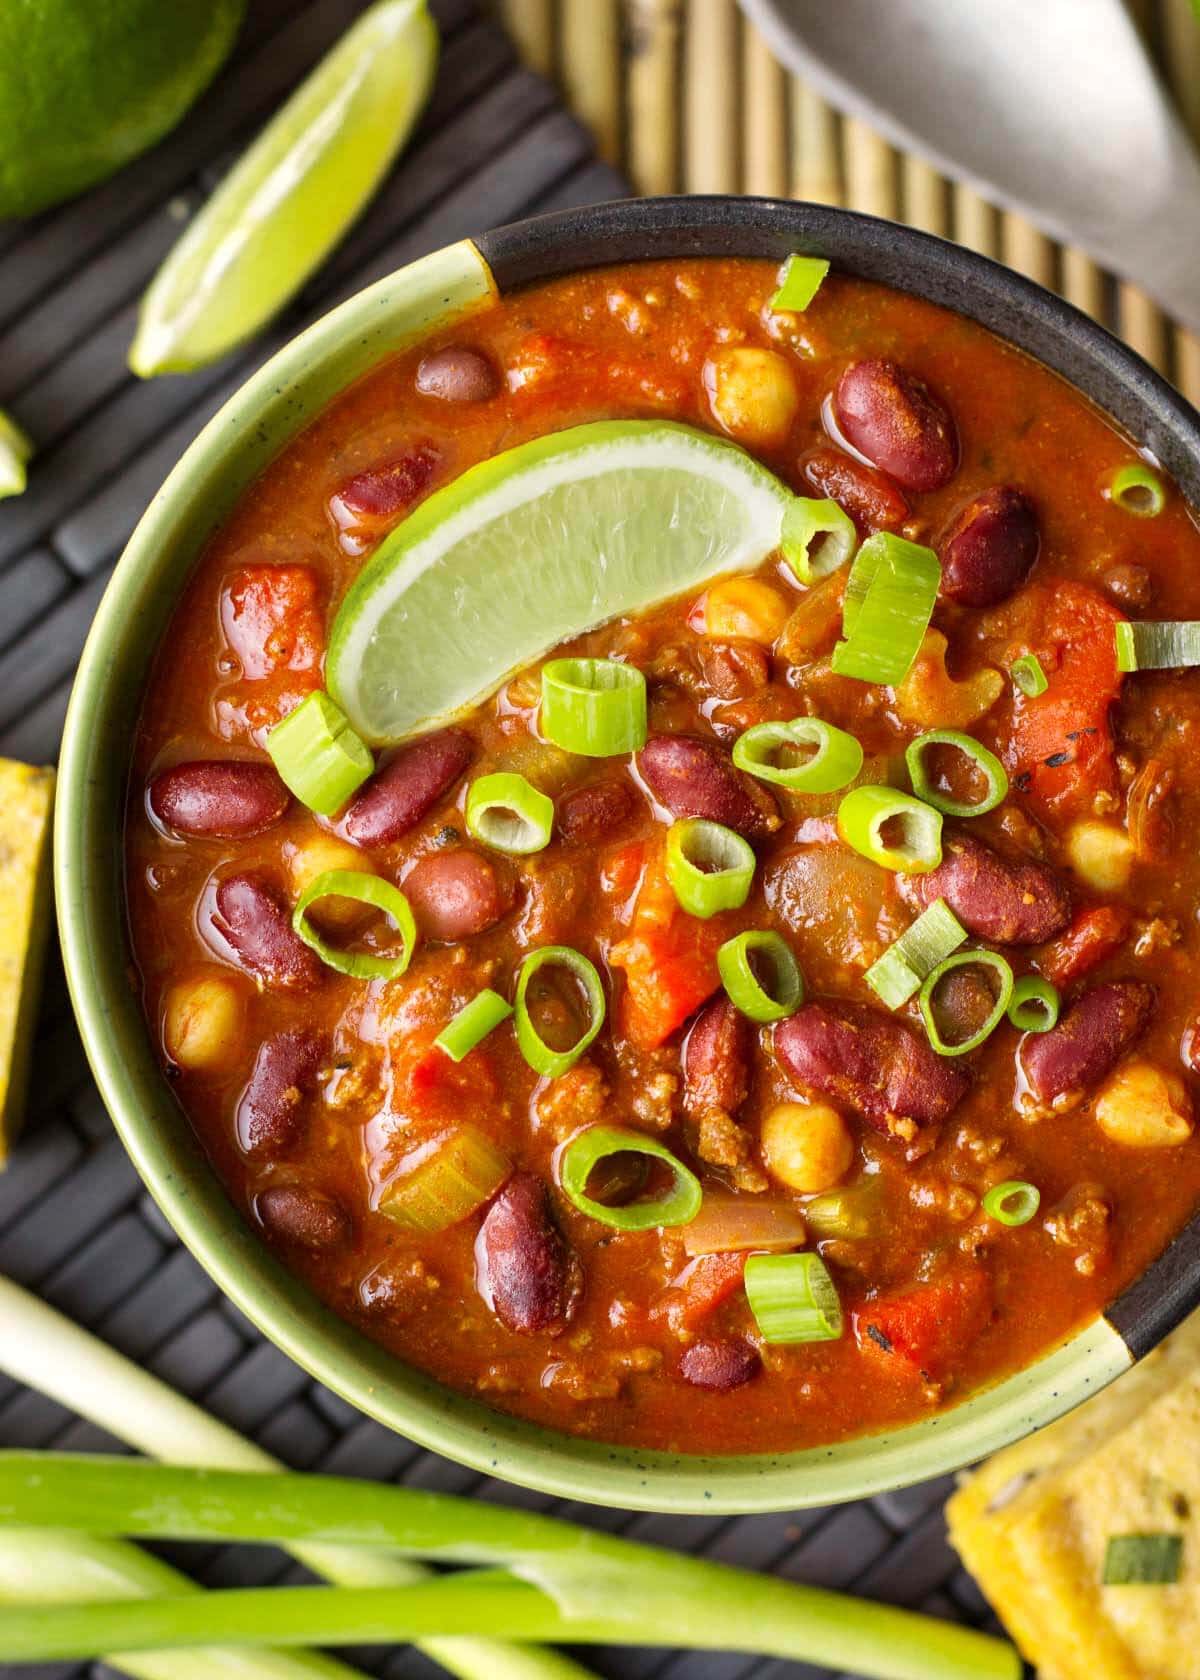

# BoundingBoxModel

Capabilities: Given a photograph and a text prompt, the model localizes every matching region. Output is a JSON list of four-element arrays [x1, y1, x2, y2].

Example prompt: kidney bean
[[237, 1030, 324, 1157], [938, 486, 1040, 607], [257, 1184, 350, 1249], [416, 346, 500, 402], [637, 733, 779, 839], [403, 847, 513, 940], [899, 831, 1071, 946], [557, 778, 638, 845], [775, 1000, 968, 1133], [683, 996, 752, 1116], [334, 445, 438, 518], [211, 873, 322, 991], [679, 1337, 761, 1391], [344, 728, 472, 846], [148, 760, 289, 838], [697, 639, 770, 700], [833, 359, 958, 492], [1020, 980, 1155, 1108], [800, 445, 909, 533], [475, 1171, 582, 1336]]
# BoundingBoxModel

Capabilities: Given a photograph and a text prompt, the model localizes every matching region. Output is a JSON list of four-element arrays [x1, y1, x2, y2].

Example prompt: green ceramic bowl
[[56, 198, 1200, 1513]]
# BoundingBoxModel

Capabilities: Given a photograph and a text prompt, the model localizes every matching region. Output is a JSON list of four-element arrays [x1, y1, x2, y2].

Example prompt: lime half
[[130, 0, 438, 376], [0, 413, 33, 502], [328, 420, 794, 745]]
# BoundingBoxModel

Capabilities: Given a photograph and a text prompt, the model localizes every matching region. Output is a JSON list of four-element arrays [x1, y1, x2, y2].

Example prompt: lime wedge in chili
[[328, 419, 794, 744], [0, 412, 32, 501], [129, 0, 438, 376]]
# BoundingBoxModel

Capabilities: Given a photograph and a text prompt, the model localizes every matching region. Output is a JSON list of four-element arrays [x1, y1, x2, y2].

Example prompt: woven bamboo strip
[[901, 155, 949, 237], [789, 78, 842, 206], [741, 21, 788, 197], [560, 0, 622, 166], [1059, 248, 1107, 324], [625, 0, 682, 194], [1001, 215, 1056, 290], [498, 0, 553, 76], [952, 185, 1000, 259], [684, 0, 739, 192], [842, 116, 898, 219]]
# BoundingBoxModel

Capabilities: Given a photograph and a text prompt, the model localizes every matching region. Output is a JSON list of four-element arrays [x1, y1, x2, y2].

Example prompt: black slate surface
[[0, 3, 1001, 1675]]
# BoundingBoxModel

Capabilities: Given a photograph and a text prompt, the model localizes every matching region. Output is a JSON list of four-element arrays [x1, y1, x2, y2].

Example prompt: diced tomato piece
[[398, 1035, 498, 1123], [1003, 582, 1124, 820], [609, 846, 732, 1049], [221, 564, 324, 681], [654, 1252, 747, 1334], [600, 841, 646, 901], [854, 1267, 992, 1383], [1036, 904, 1132, 988]]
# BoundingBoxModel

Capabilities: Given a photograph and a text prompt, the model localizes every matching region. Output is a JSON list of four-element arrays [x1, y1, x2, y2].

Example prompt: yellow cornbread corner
[[0, 759, 55, 1160], [948, 1313, 1200, 1680]]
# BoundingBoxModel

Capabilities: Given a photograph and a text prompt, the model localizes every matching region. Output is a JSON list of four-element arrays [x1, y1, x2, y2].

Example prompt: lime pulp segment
[[0, 412, 33, 501]]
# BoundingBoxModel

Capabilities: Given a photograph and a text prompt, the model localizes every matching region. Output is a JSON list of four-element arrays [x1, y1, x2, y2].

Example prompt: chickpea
[[703, 347, 799, 449], [162, 973, 244, 1072], [1066, 820, 1134, 894], [287, 832, 374, 931], [760, 1100, 854, 1193], [704, 577, 790, 645], [1095, 1058, 1194, 1149]]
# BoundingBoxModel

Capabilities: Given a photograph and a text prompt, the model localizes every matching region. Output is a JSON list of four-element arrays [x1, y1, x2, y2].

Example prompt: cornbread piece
[[0, 761, 55, 1160]]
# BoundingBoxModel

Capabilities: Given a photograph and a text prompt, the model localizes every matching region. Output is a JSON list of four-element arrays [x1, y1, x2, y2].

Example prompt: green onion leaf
[[919, 949, 1014, 1056], [435, 988, 514, 1062], [830, 531, 941, 686], [558, 1125, 702, 1230], [1102, 1533, 1183, 1585], [781, 496, 858, 583], [865, 899, 967, 1009], [1105, 463, 1166, 518], [540, 657, 647, 756], [1115, 620, 1200, 673], [905, 729, 1009, 818], [380, 1126, 512, 1233], [466, 771, 554, 855], [981, 1180, 1041, 1227], [801, 1179, 883, 1240], [514, 945, 606, 1078], [1008, 975, 1060, 1033], [744, 1252, 843, 1344], [266, 691, 374, 816], [770, 253, 830, 312], [718, 929, 805, 1023], [665, 818, 756, 917], [1010, 653, 1048, 697], [293, 870, 416, 980], [837, 785, 943, 874], [733, 716, 864, 794]]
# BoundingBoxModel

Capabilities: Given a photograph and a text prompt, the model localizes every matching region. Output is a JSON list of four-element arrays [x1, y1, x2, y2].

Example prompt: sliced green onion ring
[[465, 771, 554, 855], [865, 899, 966, 1009], [717, 930, 804, 1023], [558, 1124, 701, 1230], [830, 531, 940, 686], [1115, 620, 1200, 673], [982, 1179, 1041, 1228], [733, 716, 864, 794], [265, 690, 373, 816], [1103, 1533, 1184, 1586], [743, 1252, 843, 1344], [1008, 974, 1060, 1033], [770, 252, 830, 312], [1011, 653, 1049, 697], [540, 657, 647, 756], [434, 988, 514, 1062], [919, 949, 1014, 1057], [665, 818, 756, 918], [1106, 462, 1166, 518], [293, 870, 416, 980], [837, 785, 943, 875], [780, 496, 858, 584], [514, 945, 606, 1078], [905, 729, 1009, 818]]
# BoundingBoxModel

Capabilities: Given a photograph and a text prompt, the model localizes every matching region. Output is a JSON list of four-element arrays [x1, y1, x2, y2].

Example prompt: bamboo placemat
[[497, 0, 1200, 404]]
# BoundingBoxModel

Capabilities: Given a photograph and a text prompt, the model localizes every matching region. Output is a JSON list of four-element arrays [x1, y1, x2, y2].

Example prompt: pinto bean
[[149, 761, 289, 838], [679, 1337, 761, 1391], [557, 778, 638, 845], [636, 733, 779, 839], [402, 847, 513, 940], [938, 486, 1040, 608], [237, 1030, 324, 1157], [211, 873, 322, 991], [1020, 980, 1155, 1109], [344, 728, 472, 846], [833, 358, 958, 492], [683, 996, 752, 1116], [899, 831, 1071, 945], [416, 346, 500, 402], [801, 445, 909, 533], [257, 1185, 350, 1250], [475, 1171, 582, 1336], [775, 1000, 968, 1134]]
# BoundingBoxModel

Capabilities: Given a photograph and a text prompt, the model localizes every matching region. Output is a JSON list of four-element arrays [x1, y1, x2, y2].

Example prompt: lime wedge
[[0, 412, 33, 502], [130, 0, 438, 376], [328, 420, 794, 745]]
